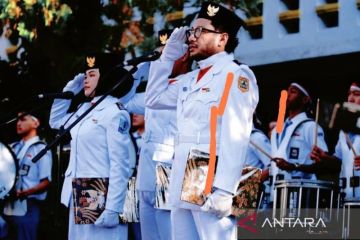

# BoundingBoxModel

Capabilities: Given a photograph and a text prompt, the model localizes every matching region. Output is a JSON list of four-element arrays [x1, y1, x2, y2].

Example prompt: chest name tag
[[19, 164, 30, 176], [289, 147, 299, 160]]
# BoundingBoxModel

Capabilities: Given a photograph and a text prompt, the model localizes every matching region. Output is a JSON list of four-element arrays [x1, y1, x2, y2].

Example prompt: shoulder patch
[[233, 59, 242, 66], [238, 76, 249, 93], [118, 115, 129, 134]]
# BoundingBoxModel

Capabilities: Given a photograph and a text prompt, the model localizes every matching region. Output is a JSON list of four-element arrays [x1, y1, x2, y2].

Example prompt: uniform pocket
[[194, 92, 219, 123]]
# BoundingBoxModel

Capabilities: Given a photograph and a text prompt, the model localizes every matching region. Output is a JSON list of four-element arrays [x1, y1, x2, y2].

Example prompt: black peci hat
[[197, 1, 245, 37], [84, 52, 134, 98], [157, 29, 174, 46]]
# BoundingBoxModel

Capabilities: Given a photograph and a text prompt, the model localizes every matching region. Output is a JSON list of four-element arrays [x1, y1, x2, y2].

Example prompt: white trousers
[[139, 191, 171, 240], [68, 203, 128, 240], [171, 207, 237, 240]]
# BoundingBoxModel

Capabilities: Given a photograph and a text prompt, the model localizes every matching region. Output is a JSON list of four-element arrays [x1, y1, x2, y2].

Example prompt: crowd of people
[[0, 1, 359, 240]]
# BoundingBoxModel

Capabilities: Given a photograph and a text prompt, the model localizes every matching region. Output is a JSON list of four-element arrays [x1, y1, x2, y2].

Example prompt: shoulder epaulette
[[116, 102, 126, 111], [233, 59, 243, 66], [32, 141, 46, 146], [294, 119, 313, 132]]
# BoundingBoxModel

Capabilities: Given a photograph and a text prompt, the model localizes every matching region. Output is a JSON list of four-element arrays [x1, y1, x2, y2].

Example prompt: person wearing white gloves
[[49, 53, 134, 240], [145, 2, 258, 239]]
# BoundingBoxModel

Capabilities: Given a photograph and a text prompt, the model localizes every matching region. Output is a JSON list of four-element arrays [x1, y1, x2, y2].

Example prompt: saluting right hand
[[160, 27, 188, 62], [63, 73, 85, 95]]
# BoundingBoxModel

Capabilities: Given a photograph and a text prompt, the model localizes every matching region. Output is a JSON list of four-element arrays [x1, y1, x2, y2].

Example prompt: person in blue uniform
[[146, 2, 259, 239], [120, 29, 192, 240], [245, 115, 272, 209], [137, 29, 178, 240], [49, 53, 134, 240], [310, 81, 360, 238], [269, 81, 328, 205], [245, 115, 271, 169], [311, 81, 360, 199], [3, 110, 52, 240]]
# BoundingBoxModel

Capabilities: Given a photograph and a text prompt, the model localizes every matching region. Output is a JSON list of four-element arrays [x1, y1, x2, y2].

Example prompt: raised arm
[[145, 27, 188, 109], [49, 73, 84, 129]]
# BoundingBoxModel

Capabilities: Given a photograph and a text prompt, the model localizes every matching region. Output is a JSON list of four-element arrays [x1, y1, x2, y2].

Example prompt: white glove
[[201, 189, 233, 218], [94, 209, 119, 228], [160, 27, 188, 62], [63, 73, 85, 94]]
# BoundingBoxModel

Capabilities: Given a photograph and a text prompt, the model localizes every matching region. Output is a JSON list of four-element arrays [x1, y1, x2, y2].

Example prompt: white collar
[[197, 51, 229, 69], [90, 95, 118, 111], [286, 112, 307, 124], [23, 136, 40, 144]]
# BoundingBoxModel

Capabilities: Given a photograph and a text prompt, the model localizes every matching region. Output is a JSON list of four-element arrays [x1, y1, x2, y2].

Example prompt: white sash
[[269, 114, 309, 201], [339, 131, 360, 199], [17, 137, 40, 166], [270, 114, 309, 179]]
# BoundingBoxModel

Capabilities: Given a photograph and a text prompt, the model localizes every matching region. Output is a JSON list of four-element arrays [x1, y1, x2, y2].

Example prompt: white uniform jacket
[[334, 131, 360, 199], [49, 96, 131, 213], [146, 51, 259, 210], [10, 136, 52, 201], [121, 88, 178, 191], [136, 107, 177, 191], [270, 112, 328, 180]]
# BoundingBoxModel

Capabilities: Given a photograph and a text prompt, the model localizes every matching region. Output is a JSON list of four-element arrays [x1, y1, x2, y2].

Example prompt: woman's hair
[[95, 67, 134, 98], [84, 53, 134, 98]]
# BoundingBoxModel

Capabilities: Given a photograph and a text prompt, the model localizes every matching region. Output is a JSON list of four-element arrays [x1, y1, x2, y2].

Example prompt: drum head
[[0, 142, 17, 199]]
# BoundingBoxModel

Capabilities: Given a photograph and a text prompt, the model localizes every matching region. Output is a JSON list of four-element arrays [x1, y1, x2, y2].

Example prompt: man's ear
[[302, 96, 310, 105], [219, 32, 229, 47], [33, 119, 40, 129]]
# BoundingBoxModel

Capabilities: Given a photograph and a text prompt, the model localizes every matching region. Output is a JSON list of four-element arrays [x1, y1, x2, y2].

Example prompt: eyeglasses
[[185, 26, 223, 39]]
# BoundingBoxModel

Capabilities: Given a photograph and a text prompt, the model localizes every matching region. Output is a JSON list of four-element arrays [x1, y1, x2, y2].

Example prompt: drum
[[0, 142, 17, 200], [273, 179, 339, 222], [339, 176, 360, 201], [341, 198, 360, 239]]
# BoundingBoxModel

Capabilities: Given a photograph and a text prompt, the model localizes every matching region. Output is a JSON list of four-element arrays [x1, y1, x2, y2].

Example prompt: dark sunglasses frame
[[185, 26, 223, 39]]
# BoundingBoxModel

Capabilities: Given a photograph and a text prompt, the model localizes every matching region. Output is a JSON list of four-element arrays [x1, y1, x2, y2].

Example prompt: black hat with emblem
[[84, 52, 134, 98], [197, 1, 245, 37], [157, 29, 174, 47]]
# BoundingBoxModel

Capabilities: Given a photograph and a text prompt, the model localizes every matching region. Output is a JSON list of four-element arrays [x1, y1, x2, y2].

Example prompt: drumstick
[[328, 103, 340, 129], [344, 133, 357, 156], [344, 132, 357, 198], [314, 98, 320, 147], [250, 140, 272, 159]]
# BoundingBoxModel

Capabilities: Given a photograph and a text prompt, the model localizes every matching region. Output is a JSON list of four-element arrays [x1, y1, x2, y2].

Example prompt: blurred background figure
[[3, 108, 52, 240]]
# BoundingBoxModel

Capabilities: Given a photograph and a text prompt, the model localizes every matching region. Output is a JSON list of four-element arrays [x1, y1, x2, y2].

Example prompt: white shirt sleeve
[[49, 99, 73, 129], [145, 59, 180, 110], [104, 109, 131, 213], [213, 66, 259, 194]]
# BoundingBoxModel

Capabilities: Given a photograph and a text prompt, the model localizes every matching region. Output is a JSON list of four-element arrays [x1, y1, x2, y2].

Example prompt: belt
[[175, 133, 215, 144], [142, 132, 175, 145]]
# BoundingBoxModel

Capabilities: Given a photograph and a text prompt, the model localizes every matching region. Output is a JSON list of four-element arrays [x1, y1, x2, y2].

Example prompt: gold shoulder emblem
[[159, 33, 168, 45], [238, 76, 249, 93], [207, 4, 219, 17], [86, 57, 95, 68]]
